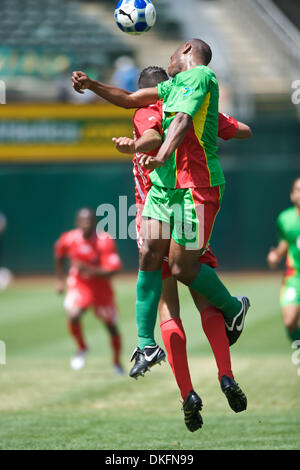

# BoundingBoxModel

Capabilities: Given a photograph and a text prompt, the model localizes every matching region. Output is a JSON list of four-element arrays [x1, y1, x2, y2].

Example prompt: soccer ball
[[114, 0, 156, 35]]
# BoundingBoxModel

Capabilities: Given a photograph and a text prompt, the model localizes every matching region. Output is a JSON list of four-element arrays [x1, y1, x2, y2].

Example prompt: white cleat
[[70, 350, 87, 371]]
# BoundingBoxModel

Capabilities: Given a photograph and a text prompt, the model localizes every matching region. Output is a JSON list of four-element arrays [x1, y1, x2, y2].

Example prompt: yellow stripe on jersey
[[192, 92, 211, 186]]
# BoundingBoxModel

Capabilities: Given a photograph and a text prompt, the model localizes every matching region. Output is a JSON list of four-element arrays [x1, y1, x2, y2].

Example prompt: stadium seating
[[0, 0, 134, 77]]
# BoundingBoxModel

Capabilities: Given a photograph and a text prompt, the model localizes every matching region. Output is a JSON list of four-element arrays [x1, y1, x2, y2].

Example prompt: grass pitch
[[0, 273, 299, 450]]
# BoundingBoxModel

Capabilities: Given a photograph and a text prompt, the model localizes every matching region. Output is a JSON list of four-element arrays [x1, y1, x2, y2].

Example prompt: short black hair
[[190, 39, 212, 66], [138, 66, 169, 89]]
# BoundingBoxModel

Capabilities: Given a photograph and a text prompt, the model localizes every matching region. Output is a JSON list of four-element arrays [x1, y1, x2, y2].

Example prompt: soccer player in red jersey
[[112, 66, 251, 431], [54, 208, 123, 374]]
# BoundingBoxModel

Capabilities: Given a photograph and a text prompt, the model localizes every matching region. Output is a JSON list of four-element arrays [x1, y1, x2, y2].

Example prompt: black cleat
[[129, 345, 166, 379], [224, 296, 250, 346], [182, 391, 203, 432], [220, 375, 247, 413]]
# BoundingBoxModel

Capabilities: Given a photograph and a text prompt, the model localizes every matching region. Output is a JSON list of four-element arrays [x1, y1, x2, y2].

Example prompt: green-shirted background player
[[267, 177, 300, 377]]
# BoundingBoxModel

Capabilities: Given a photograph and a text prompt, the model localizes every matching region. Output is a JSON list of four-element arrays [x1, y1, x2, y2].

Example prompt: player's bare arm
[[267, 240, 288, 269], [74, 260, 120, 278], [139, 112, 191, 169], [234, 122, 252, 140], [112, 129, 162, 155], [72, 71, 158, 109], [55, 257, 66, 294]]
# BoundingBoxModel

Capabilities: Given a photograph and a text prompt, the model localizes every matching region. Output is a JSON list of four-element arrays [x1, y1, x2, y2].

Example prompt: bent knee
[[140, 242, 164, 270]]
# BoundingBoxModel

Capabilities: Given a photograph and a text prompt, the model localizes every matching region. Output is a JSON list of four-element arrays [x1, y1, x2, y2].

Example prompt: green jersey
[[150, 65, 225, 189], [277, 206, 300, 277]]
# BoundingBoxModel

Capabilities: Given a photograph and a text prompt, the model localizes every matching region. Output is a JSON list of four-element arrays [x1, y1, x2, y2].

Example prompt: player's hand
[[267, 249, 279, 269], [55, 279, 65, 294], [112, 137, 135, 154], [138, 153, 164, 170], [72, 71, 92, 94]]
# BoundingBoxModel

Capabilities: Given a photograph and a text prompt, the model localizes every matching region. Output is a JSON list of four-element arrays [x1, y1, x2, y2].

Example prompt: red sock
[[160, 318, 193, 401], [110, 333, 122, 366], [200, 307, 234, 381], [67, 320, 87, 352]]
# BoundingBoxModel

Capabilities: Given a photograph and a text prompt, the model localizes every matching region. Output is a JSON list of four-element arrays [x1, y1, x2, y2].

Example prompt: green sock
[[189, 264, 241, 319], [286, 327, 300, 342], [136, 269, 162, 349]]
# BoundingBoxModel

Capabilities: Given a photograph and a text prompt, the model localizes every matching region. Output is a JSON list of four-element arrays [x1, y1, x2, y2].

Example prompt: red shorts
[[64, 276, 118, 325], [136, 206, 218, 280]]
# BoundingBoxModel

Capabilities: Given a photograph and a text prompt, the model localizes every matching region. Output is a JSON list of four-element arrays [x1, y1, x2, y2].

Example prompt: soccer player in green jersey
[[72, 39, 251, 422], [267, 178, 300, 376]]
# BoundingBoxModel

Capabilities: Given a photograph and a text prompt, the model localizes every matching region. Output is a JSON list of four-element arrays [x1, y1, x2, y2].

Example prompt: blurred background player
[[267, 177, 300, 377], [112, 66, 252, 431], [54, 207, 123, 374], [0, 212, 13, 291]]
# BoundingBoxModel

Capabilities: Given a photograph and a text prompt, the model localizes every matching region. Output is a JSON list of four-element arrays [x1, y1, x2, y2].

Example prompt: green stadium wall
[[0, 117, 299, 273]]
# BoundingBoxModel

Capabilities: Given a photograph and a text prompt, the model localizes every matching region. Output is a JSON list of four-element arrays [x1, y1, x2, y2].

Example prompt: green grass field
[[0, 273, 299, 450]]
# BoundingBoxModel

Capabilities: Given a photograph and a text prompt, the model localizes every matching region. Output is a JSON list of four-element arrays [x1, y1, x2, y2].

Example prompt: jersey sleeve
[[98, 234, 123, 272], [164, 69, 212, 118], [157, 79, 173, 101], [134, 105, 163, 137], [54, 233, 69, 258], [218, 113, 238, 140], [277, 214, 286, 241]]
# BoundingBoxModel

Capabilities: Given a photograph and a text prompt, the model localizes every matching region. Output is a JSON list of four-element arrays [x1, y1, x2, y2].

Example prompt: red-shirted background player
[[54, 207, 123, 373], [112, 66, 252, 431]]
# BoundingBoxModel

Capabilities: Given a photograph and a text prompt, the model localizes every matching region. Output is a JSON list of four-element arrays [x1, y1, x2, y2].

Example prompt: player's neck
[[181, 57, 205, 72], [295, 206, 300, 216]]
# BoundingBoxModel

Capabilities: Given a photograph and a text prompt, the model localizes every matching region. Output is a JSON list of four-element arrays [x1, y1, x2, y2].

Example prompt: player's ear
[[182, 43, 192, 55]]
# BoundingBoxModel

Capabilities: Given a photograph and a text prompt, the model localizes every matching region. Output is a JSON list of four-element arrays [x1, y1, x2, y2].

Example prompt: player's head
[[138, 66, 169, 89], [290, 178, 300, 209], [76, 207, 96, 238], [168, 39, 212, 77]]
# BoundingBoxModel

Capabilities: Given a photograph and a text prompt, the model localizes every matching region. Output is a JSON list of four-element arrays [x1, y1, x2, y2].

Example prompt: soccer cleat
[[224, 296, 250, 346], [129, 345, 166, 379], [70, 349, 87, 371], [182, 391, 203, 432], [220, 375, 247, 413]]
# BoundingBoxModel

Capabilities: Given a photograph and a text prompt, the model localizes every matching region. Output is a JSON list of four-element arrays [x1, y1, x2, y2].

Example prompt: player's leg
[[169, 186, 250, 341], [64, 285, 89, 370], [282, 305, 300, 342], [280, 277, 300, 343], [136, 217, 170, 348], [159, 273, 203, 432], [94, 304, 123, 374], [189, 289, 247, 412]]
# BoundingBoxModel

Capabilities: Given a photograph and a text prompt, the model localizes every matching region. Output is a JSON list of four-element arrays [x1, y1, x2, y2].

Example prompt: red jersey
[[132, 106, 238, 206], [54, 229, 122, 298]]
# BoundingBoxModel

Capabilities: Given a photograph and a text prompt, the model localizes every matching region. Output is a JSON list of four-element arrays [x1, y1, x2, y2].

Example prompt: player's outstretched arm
[[267, 241, 288, 269], [234, 121, 252, 139], [55, 257, 65, 294], [139, 112, 191, 169], [72, 71, 158, 109], [112, 130, 162, 155]]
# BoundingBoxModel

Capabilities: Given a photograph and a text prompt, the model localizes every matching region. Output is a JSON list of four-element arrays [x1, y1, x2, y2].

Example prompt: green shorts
[[280, 275, 300, 307], [142, 184, 225, 250]]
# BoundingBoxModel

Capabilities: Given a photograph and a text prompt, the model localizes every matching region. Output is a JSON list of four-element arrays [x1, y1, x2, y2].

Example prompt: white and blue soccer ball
[[114, 0, 156, 35]]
